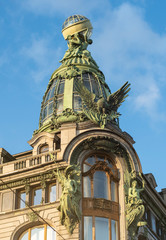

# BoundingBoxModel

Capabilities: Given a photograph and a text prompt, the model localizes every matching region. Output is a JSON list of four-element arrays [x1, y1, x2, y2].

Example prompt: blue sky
[[0, 0, 166, 191]]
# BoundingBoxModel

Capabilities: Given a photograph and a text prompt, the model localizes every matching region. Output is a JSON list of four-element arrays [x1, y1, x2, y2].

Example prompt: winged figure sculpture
[[74, 79, 130, 128]]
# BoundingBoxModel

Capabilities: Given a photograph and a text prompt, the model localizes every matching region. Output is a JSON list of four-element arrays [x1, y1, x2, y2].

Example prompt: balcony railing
[[0, 150, 59, 174]]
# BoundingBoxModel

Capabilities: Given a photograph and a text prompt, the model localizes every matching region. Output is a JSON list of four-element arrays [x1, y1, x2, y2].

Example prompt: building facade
[[0, 15, 165, 240]]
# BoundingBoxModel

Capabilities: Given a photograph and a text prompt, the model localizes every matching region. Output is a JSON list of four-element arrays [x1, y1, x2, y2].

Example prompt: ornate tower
[[0, 15, 165, 240]]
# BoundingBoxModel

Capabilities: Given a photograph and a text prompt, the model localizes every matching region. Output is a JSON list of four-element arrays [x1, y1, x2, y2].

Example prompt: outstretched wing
[[107, 81, 131, 111], [74, 79, 97, 111]]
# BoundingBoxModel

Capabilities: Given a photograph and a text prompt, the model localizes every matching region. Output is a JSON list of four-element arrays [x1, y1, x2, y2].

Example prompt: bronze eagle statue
[[74, 79, 131, 128]]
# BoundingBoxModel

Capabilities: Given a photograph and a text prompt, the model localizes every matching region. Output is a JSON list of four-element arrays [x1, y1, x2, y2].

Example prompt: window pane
[[83, 79, 91, 91], [48, 101, 53, 115], [50, 185, 56, 202], [91, 79, 100, 96], [21, 231, 28, 240], [83, 176, 91, 197], [106, 159, 113, 168], [49, 86, 56, 99], [40, 145, 49, 153], [56, 98, 63, 113], [47, 226, 56, 240], [31, 227, 44, 240], [151, 213, 156, 232], [85, 156, 96, 165], [73, 95, 82, 110], [58, 80, 64, 94], [34, 188, 42, 205], [93, 171, 108, 199], [95, 217, 109, 240], [20, 192, 26, 208], [83, 163, 91, 172], [111, 220, 118, 240], [97, 156, 104, 162], [111, 181, 117, 202], [84, 216, 92, 240]]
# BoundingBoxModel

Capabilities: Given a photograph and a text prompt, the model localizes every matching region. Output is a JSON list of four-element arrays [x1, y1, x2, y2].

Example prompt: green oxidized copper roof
[[34, 15, 130, 135]]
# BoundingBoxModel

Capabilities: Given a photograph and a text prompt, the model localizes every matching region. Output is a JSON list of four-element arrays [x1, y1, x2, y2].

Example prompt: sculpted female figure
[[125, 171, 147, 239], [55, 164, 81, 234]]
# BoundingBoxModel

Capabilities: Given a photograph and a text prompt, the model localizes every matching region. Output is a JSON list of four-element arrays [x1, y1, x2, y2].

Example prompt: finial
[[62, 15, 93, 44]]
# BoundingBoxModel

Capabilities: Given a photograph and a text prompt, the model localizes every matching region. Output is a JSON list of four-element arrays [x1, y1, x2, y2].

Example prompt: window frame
[[82, 152, 120, 240], [19, 224, 56, 240]]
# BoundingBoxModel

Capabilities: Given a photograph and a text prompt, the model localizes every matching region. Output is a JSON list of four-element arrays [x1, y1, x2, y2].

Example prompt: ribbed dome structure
[[35, 15, 130, 135]]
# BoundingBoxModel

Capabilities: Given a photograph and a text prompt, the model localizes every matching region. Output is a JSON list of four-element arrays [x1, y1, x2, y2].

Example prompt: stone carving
[[70, 136, 132, 172], [60, 31, 98, 69], [124, 170, 146, 239], [53, 164, 81, 234], [23, 178, 30, 194], [74, 80, 130, 128], [27, 211, 39, 222], [40, 174, 46, 189]]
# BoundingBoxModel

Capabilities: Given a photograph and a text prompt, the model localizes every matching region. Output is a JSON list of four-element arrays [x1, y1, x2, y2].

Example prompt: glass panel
[[91, 79, 100, 96], [93, 171, 108, 199], [83, 176, 91, 197], [85, 156, 96, 165], [97, 156, 104, 162], [31, 227, 44, 240], [50, 185, 56, 202], [151, 213, 156, 232], [33, 188, 42, 205], [42, 106, 47, 119], [111, 220, 118, 240], [48, 101, 53, 115], [40, 145, 49, 153], [84, 216, 92, 240], [95, 217, 109, 240], [73, 95, 82, 110], [83, 79, 91, 91], [111, 181, 117, 202], [106, 159, 113, 168], [47, 226, 56, 240], [49, 86, 56, 99], [21, 231, 28, 240], [101, 84, 107, 99], [20, 192, 26, 208], [58, 80, 65, 95], [83, 163, 91, 172], [45, 90, 51, 103], [56, 98, 63, 113]]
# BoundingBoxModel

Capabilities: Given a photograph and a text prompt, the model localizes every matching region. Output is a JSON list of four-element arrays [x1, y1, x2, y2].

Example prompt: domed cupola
[[35, 15, 130, 135]]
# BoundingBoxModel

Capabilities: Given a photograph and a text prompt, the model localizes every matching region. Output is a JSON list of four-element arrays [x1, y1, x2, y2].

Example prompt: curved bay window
[[82, 154, 119, 240]]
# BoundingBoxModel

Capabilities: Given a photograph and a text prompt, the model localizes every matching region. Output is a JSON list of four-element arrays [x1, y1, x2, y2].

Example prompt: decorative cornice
[[0, 171, 56, 191]]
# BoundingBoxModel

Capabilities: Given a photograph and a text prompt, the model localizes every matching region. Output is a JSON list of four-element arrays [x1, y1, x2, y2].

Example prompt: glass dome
[[40, 78, 65, 124], [62, 15, 88, 30], [40, 72, 107, 126]]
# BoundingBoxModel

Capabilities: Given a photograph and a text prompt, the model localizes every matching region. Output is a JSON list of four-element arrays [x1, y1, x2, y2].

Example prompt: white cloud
[[21, 37, 62, 83], [90, 3, 166, 121], [21, 0, 111, 16]]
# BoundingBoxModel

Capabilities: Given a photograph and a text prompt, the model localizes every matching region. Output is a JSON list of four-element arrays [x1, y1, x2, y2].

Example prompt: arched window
[[19, 225, 56, 240], [82, 154, 119, 240], [39, 144, 49, 154]]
